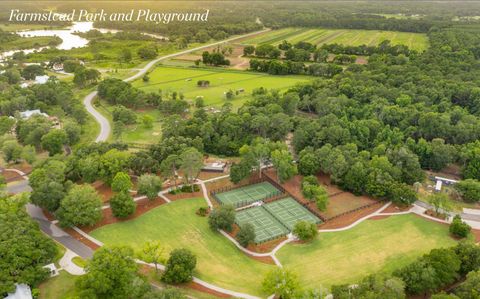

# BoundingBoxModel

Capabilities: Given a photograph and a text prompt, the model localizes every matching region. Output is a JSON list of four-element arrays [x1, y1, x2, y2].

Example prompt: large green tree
[[162, 248, 197, 284], [0, 194, 57, 294], [57, 184, 103, 227], [262, 268, 301, 299], [76, 246, 140, 298]]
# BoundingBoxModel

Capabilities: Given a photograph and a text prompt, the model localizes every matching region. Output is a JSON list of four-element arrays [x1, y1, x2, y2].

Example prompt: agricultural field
[[133, 66, 311, 109], [90, 198, 274, 296], [242, 27, 429, 52], [276, 214, 456, 288]]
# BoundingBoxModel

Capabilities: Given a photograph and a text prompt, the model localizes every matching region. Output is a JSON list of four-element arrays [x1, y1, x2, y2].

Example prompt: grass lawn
[[90, 198, 274, 296], [38, 271, 77, 299], [243, 27, 429, 52], [277, 214, 456, 289], [133, 65, 311, 109], [95, 100, 162, 145]]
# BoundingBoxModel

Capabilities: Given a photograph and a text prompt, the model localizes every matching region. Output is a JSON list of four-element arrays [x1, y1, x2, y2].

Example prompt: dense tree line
[[0, 193, 58, 295]]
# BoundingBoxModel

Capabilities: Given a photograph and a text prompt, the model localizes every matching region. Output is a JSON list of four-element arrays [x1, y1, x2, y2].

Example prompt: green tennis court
[[236, 206, 289, 243], [215, 181, 281, 208], [264, 197, 322, 230]]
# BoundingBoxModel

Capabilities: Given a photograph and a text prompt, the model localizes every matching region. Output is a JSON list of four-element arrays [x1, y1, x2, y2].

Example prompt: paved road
[[27, 204, 93, 259], [6, 179, 31, 194], [84, 28, 270, 142]]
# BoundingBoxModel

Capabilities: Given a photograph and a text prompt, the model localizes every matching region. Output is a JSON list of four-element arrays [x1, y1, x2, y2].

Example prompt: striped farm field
[[242, 27, 429, 52]]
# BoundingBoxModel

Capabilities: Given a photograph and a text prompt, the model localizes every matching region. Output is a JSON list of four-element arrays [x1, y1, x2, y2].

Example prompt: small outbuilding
[[202, 162, 227, 173]]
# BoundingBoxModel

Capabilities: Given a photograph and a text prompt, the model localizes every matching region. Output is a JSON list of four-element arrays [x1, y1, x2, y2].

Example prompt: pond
[[0, 21, 118, 60]]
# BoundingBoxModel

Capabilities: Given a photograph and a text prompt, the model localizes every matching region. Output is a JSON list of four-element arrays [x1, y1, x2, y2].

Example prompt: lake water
[[0, 22, 118, 60], [17, 22, 118, 50]]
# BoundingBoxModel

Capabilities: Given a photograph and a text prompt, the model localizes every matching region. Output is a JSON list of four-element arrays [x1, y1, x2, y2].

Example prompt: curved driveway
[[84, 29, 270, 142]]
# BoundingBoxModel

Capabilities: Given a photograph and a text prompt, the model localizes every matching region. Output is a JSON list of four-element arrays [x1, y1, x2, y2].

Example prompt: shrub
[[111, 172, 132, 192], [110, 192, 136, 218], [180, 184, 200, 193], [196, 207, 208, 217], [450, 215, 471, 238], [292, 221, 318, 242], [236, 223, 255, 247]]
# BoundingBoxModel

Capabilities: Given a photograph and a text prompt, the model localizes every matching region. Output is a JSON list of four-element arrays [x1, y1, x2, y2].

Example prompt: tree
[[119, 48, 132, 62], [271, 149, 297, 183], [454, 241, 480, 275], [293, 221, 318, 242], [77, 246, 140, 298], [394, 259, 438, 295], [332, 274, 405, 299], [137, 174, 162, 200], [110, 191, 135, 218], [142, 115, 154, 129], [41, 129, 67, 156], [431, 293, 459, 299], [236, 223, 255, 247], [208, 204, 236, 232], [455, 270, 480, 299], [162, 248, 196, 284], [179, 147, 203, 190], [139, 241, 165, 273], [129, 151, 159, 175], [0, 193, 57, 295], [455, 179, 480, 203], [143, 288, 187, 299], [243, 45, 255, 56], [298, 147, 320, 176], [450, 215, 471, 238], [21, 64, 44, 80], [57, 184, 103, 227], [262, 268, 301, 299], [160, 154, 180, 190], [137, 45, 158, 59], [388, 182, 417, 207], [29, 160, 66, 212], [111, 172, 133, 193], [230, 162, 251, 184], [2, 140, 22, 163], [424, 248, 461, 288], [99, 149, 131, 185], [428, 193, 451, 216]]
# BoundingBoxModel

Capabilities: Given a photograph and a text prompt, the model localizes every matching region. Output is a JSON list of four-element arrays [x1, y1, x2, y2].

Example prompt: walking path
[[84, 29, 270, 143], [59, 249, 85, 275]]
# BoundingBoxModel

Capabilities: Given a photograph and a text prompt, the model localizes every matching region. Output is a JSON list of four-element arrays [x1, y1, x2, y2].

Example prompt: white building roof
[[5, 284, 32, 299], [435, 180, 443, 191], [34, 75, 49, 84], [19, 109, 48, 119]]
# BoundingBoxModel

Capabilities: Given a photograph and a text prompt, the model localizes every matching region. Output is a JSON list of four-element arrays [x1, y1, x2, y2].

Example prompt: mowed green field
[[133, 66, 311, 108], [277, 214, 456, 289], [243, 27, 428, 51], [90, 198, 274, 296]]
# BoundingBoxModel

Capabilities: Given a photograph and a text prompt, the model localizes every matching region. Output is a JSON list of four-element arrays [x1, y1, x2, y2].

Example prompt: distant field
[[277, 214, 456, 289], [133, 66, 311, 108], [242, 27, 429, 52]]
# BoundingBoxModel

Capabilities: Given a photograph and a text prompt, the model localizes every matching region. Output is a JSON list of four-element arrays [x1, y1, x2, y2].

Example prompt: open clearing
[[276, 214, 456, 289], [90, 198, 273, 296], [133, 66, 311, 108], [242, 27, 428, 52]]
